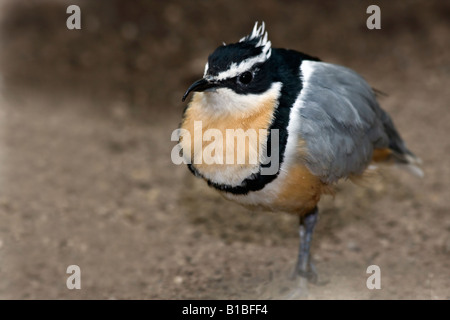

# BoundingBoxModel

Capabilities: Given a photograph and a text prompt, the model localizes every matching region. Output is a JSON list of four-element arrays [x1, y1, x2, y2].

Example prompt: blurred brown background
[[0, 0, 448, 299]]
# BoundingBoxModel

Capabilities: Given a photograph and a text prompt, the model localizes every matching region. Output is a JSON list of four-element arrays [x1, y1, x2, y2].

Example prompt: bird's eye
[[238, 71, 253, 84]]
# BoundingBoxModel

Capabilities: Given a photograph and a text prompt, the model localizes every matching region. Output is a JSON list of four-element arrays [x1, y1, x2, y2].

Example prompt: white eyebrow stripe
[[210, 42, 271, 81], [213, 56, 263, 80], [203, 62, 209, 77]]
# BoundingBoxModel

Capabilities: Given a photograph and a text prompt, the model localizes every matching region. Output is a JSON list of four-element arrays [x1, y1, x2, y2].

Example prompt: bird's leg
[[292, 207, 319, 284]]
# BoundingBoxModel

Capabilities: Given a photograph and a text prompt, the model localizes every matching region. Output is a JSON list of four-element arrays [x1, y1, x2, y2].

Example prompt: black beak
[[182, 78, 218, 102]]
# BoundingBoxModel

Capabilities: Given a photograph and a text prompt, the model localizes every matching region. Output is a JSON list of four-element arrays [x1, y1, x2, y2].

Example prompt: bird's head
[[182, 22, 281, 116]]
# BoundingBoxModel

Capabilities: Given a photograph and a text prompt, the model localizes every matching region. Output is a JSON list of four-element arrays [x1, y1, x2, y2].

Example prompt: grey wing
[[297, 61, 390, 183]]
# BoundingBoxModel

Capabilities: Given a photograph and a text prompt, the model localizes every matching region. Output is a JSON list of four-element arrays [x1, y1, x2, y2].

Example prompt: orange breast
[[180, 92, 277, 179]]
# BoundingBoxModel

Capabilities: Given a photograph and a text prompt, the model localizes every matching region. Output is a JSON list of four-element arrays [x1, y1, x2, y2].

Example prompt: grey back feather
[[297, 61, 392, 183]]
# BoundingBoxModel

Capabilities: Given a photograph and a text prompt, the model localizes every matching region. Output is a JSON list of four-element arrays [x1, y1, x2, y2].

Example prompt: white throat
[[198, 82, 282, 118]]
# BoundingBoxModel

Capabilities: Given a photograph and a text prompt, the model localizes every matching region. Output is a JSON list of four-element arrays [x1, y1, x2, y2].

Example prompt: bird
[[178, 21, 422, 294]]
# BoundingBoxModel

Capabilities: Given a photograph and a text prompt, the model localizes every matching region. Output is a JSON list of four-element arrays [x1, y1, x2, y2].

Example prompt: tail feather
[[377, 106, 423, 178], [399, 163, 424, 178], [391, 150, 424, 178]]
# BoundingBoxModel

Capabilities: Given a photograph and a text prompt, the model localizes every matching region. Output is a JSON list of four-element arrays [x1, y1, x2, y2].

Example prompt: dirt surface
[[0, 0, 449, 299]]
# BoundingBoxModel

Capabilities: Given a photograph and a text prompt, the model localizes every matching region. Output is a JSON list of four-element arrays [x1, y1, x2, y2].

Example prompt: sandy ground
[[0, 0, 449, 299]]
